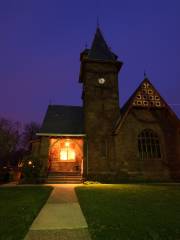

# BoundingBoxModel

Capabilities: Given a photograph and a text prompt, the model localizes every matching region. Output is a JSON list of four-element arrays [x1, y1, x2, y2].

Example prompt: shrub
[[20, 155, 43, 184]]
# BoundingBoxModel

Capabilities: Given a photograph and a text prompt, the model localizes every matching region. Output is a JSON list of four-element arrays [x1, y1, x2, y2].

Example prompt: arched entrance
[[49, 137, 84, 175]]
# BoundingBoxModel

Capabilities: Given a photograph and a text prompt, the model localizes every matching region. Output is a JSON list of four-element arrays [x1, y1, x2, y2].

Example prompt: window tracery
[[138, 129, 161, 159]]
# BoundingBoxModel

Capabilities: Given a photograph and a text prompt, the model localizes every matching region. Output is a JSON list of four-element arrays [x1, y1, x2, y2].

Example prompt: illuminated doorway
[[49, 137, 83, 174]]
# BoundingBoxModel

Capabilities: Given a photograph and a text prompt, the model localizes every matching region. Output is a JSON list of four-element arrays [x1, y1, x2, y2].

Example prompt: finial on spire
[[97, 16, 100, 28], [144, 70, 148, 79]]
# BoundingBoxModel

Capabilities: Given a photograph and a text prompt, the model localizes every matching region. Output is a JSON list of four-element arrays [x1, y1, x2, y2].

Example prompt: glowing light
[[65, 141, 70, 147], [69, 151, 75, 159], [28, 161, 32, 165], [98, 78, 106, 84], [60, 148, 76, 160], [60, 150, 68, 160]]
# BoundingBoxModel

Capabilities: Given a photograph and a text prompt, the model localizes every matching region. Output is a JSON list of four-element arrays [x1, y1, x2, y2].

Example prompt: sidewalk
[[24, 184, 91, 240]]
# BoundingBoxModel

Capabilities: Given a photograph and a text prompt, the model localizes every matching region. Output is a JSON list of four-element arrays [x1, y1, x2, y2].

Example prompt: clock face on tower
[[98, 78, 106, 84]]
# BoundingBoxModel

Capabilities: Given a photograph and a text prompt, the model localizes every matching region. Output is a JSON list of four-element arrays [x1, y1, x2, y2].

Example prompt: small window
[[149, 95, 154, 100], [155, 96, 160, 100], [148, 90, 153, 94], [138, 129, 161, 160], [143, 101, 148, 106], [156, 102, 161, 107], [150, 101, 154, 106]]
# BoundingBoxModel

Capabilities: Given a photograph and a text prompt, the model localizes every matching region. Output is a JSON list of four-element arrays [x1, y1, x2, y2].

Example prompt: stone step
[[49, 171, 81, 176], [48, 176, 82, 179], [46, 180, 82, 184], [46, 178, 82, 184], [46, 172, 83, 184]]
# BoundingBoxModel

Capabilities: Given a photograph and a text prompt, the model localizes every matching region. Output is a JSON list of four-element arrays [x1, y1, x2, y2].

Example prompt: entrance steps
[[46, 172, 83, 184]]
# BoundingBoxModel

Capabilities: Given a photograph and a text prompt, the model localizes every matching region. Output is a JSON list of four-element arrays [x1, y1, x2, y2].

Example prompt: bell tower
[[79, 27, 123, 177]]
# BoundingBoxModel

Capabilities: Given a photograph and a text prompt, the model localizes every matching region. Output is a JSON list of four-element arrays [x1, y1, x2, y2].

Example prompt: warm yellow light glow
[[60, 148, 76, 160], [28, 161, 32, 165], [65, 141, 70, 147], [60, 150, 68, 160], [69, 151, 75, 159]]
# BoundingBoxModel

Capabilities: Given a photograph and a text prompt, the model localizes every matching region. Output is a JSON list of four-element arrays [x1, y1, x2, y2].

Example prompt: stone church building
[[33, 27, 180, 182]]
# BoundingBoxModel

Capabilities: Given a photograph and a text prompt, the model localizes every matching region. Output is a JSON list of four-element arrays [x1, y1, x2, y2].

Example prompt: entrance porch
[[48, 137, 84, 176]]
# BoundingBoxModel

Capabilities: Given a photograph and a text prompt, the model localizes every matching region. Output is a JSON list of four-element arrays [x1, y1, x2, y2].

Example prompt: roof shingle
[[38, 105, 84, 135], [88, 27, 117, 61]]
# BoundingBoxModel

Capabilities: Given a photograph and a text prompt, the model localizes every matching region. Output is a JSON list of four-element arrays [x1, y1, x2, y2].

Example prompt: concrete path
[[24, 184, 91, 240]]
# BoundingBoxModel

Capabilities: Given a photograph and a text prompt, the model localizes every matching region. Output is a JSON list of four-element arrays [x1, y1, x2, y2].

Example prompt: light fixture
[[65, 141, 70, 147], [98, 78, 106, 84]]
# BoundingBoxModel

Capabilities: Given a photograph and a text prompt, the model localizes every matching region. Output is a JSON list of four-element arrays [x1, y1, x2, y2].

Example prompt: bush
[[20, 155, 43, 184]]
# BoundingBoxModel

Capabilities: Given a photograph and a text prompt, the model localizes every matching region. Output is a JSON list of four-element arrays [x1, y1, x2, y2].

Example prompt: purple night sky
[[0, 0, 180, 125]]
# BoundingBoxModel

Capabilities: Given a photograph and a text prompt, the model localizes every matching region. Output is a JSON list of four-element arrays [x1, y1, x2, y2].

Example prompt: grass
[[0, 186, 52, 240], [76, 184, 180, 240]]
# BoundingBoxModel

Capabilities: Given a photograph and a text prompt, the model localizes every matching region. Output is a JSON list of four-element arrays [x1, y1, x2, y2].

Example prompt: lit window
[[60, 149, 68, 160], [60, 148, 76, 160], [138, 129, 161, 160]]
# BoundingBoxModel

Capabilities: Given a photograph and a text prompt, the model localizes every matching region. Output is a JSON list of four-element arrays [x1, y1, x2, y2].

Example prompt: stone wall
[[114, 108, 179, 181], [82, 61, 121, 176]]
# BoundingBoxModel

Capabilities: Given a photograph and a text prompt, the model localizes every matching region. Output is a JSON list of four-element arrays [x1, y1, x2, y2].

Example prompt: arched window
[[138, 129, 161, 159]]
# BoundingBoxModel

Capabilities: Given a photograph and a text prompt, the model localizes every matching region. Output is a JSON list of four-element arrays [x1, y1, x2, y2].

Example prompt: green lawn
[[76, 184, 180, 240], [0, 186, 52, 240]]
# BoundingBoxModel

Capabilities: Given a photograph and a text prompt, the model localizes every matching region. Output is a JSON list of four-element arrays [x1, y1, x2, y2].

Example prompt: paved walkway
[[24, 184, 91, 240]]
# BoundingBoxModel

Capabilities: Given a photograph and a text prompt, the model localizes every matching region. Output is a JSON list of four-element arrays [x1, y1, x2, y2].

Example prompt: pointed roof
[[37, 105, 84, 135], [114, 78, 179, 133], [88, 27, 117, 61]]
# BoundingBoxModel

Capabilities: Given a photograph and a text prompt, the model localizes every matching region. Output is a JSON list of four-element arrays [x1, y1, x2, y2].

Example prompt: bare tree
[[22, 122, 40, 151], [0, 118, 21, 167]]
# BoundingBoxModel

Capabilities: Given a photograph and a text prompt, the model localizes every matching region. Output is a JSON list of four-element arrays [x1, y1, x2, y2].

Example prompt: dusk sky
[[0, 0, 180, 125]]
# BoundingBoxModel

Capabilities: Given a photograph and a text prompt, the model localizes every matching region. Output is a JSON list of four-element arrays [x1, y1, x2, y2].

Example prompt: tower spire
[[88, 27, 117, 60]]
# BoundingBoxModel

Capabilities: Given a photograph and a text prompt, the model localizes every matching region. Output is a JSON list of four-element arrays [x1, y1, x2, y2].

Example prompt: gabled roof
[[88, 27, 117, 61], [114, 78, 179, 133], [38, 105, 84, 135]]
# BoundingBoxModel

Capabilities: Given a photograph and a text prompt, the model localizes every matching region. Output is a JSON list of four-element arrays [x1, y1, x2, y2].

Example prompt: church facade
[[34, 27, 180, 182]]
